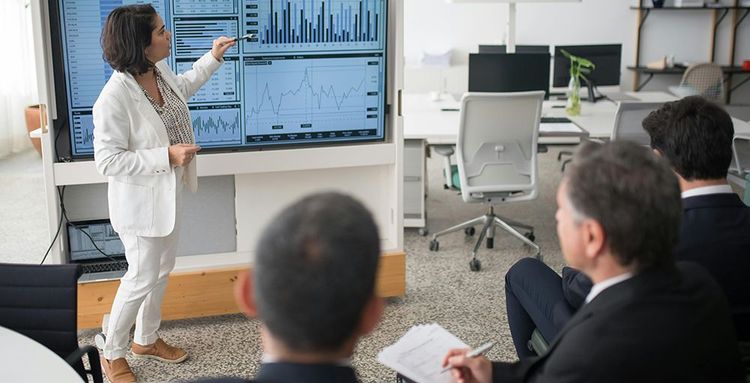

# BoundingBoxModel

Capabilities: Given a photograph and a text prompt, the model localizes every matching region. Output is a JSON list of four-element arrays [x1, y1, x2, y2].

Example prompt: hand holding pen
[[441, 341, 495, 383], [212, 34, 254, 60], [230, 33, 255, 43], [210, 36, 235, 61]]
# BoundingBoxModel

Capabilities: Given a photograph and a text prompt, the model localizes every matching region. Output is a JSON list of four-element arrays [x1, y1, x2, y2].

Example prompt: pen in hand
[[231, 33, 255, 42], [440, 341, 495, 374]]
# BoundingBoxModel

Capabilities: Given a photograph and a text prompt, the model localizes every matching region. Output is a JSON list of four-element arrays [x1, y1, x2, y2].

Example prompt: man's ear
[[582, 219, 607, 261], [234, 269, 258, 317], [356, 295, 384, 337]]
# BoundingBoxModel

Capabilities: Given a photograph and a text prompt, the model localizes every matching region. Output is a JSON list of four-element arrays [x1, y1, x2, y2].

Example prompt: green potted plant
[[561, 50, 595, 116]]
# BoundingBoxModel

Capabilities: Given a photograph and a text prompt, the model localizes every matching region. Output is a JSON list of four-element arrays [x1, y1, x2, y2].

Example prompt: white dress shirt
[[680, 184, 733, 199], [585, 272, 634, 304], [261, 354, 352, 366]]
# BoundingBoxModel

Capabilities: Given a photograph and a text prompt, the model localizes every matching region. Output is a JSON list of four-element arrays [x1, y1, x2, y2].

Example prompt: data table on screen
[[177, 57, 241, 103], [71, 111, 95, 155], [173, 0, 239, 15]]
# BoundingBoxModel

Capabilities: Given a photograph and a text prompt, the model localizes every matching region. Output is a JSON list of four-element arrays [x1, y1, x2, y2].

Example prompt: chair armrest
[[733, 135, 750, 176], [65, 345, 103, 383]]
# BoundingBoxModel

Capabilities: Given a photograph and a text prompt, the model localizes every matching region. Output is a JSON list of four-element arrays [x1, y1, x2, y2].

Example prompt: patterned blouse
[[140, 67, 194, 145]]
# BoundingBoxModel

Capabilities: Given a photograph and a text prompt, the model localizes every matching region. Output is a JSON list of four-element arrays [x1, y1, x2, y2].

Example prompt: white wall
[[403, 0, 750, 104]]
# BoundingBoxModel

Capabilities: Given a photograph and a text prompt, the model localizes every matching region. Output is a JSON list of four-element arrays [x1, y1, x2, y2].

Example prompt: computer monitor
[[478, 45, 550, 54], [49, 0, 389, 159], [66, 219, 125, 263], [552, 44, 622, 88], [468, 53, 551, 99]]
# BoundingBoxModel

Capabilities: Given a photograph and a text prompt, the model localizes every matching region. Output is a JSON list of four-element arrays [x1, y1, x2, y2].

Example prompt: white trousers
[[103, 169, 183, 360]]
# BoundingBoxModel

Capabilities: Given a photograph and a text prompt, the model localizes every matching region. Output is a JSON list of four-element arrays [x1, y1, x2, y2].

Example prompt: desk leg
[[404, 139, 427, 231]]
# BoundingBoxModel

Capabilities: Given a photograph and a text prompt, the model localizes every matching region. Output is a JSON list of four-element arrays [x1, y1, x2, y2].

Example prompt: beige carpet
[[0, 146, 572, 382], [75, 146, 570, 382]]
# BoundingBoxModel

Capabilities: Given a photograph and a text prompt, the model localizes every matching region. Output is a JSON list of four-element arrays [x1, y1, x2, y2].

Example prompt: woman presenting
[[92, 5, 234, 382]]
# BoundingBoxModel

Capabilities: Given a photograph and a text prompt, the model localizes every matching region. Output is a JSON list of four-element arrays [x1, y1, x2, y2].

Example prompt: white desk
[[0, 326, 83, 382], [403, 92, 679, 143], [402, 92, 750, 229]]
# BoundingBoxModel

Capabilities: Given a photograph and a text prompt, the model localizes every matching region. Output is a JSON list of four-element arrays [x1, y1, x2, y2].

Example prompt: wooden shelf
[[630, 2, 750, 102], [627, 65, 749, 74], [77, 251, 406, 329], [52, 142, 398, 186]]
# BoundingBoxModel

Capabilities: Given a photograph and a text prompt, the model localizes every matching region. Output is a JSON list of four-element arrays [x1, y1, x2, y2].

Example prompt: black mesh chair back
[[0, 263, 102, 383]]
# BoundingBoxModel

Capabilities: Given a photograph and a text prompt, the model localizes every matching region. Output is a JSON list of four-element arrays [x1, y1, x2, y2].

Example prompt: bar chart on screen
[[243, 0, 385, 54], [174, 16, 240, 56]]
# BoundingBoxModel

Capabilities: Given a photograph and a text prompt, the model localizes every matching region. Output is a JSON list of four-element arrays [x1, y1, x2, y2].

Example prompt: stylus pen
[[440, 341, 496, 374], [231, 33, 255, 42]]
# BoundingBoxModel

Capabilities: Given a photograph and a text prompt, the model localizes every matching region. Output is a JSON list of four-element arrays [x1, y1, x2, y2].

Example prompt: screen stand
[[583, 79, 605, 103]]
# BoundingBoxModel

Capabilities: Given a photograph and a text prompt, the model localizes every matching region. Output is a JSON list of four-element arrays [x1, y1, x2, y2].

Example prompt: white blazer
[[93, 52, 222, 237]]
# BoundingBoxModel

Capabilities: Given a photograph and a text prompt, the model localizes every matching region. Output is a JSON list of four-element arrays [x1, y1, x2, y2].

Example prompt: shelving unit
[[30, 0, 408, 327], [629, 1, 750, 103]]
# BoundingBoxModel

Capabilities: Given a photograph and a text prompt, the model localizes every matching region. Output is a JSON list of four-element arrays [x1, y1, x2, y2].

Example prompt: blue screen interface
[[58, 0, 387, 157]]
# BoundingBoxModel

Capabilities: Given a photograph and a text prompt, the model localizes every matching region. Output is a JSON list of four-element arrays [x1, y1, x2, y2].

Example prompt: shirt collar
[[585, 272, 634, 304], [681, 184, 733, 199], [261, 354, 352, 367]]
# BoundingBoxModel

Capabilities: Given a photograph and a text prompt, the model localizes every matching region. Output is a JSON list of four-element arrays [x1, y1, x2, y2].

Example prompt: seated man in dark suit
[[505, 96, 750, 359], [442, 141, 744, 382], [192, 192, 383, 383]]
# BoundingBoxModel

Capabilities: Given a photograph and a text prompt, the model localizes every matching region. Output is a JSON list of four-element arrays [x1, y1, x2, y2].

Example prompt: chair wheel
[[524, 232, 536, 242], [443, 184, 450, 190], [469, 259, 481, 272], [464, 227, 476, 236], [429, 240, 439, 252], [486, 237, 494, 249], [418, 228, 429, 236]]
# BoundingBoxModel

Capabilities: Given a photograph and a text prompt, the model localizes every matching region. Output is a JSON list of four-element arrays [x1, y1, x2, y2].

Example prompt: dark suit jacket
[[494, 263, 744, 383], [677, 193, 750, 340], [563, 193, 750, 340], [190, 362, 360, 383]]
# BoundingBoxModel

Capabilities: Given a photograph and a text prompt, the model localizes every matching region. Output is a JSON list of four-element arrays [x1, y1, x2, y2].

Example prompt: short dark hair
[[254, 192, 381, 352], [642, 96, 734, 180], [565, 141, 682, 270], [101, 4, 157, 76]]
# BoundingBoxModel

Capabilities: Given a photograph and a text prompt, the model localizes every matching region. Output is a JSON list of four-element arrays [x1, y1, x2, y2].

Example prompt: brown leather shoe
[[100, 357, 136, 383], [131, 338, 188, 363]]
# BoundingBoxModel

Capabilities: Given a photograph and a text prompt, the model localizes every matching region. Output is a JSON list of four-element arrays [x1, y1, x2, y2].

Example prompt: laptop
[[67, 219, 128, 282]]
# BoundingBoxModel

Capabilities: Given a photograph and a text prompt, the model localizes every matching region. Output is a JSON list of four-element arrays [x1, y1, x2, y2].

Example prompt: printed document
[[377, 323, 468, 383]]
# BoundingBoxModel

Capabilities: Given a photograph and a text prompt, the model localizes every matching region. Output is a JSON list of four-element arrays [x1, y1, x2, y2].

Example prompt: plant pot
[[24, 104, 46, 155]]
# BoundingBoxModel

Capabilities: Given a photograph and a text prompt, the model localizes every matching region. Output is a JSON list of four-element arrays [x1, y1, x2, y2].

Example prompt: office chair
[[428, 91, 543, 271], [733, 135, 750, 177], [732, 135, 750, 205], [610, 101, 665, 145], [432, 145, 460, 190], [559, 101, 663, 173], [0, 263, 103, 383], [669, 63, 724, 103]]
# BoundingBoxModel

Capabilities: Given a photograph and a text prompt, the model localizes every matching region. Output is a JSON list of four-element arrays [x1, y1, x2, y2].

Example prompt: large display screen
[[53, 0, 387, 158]]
